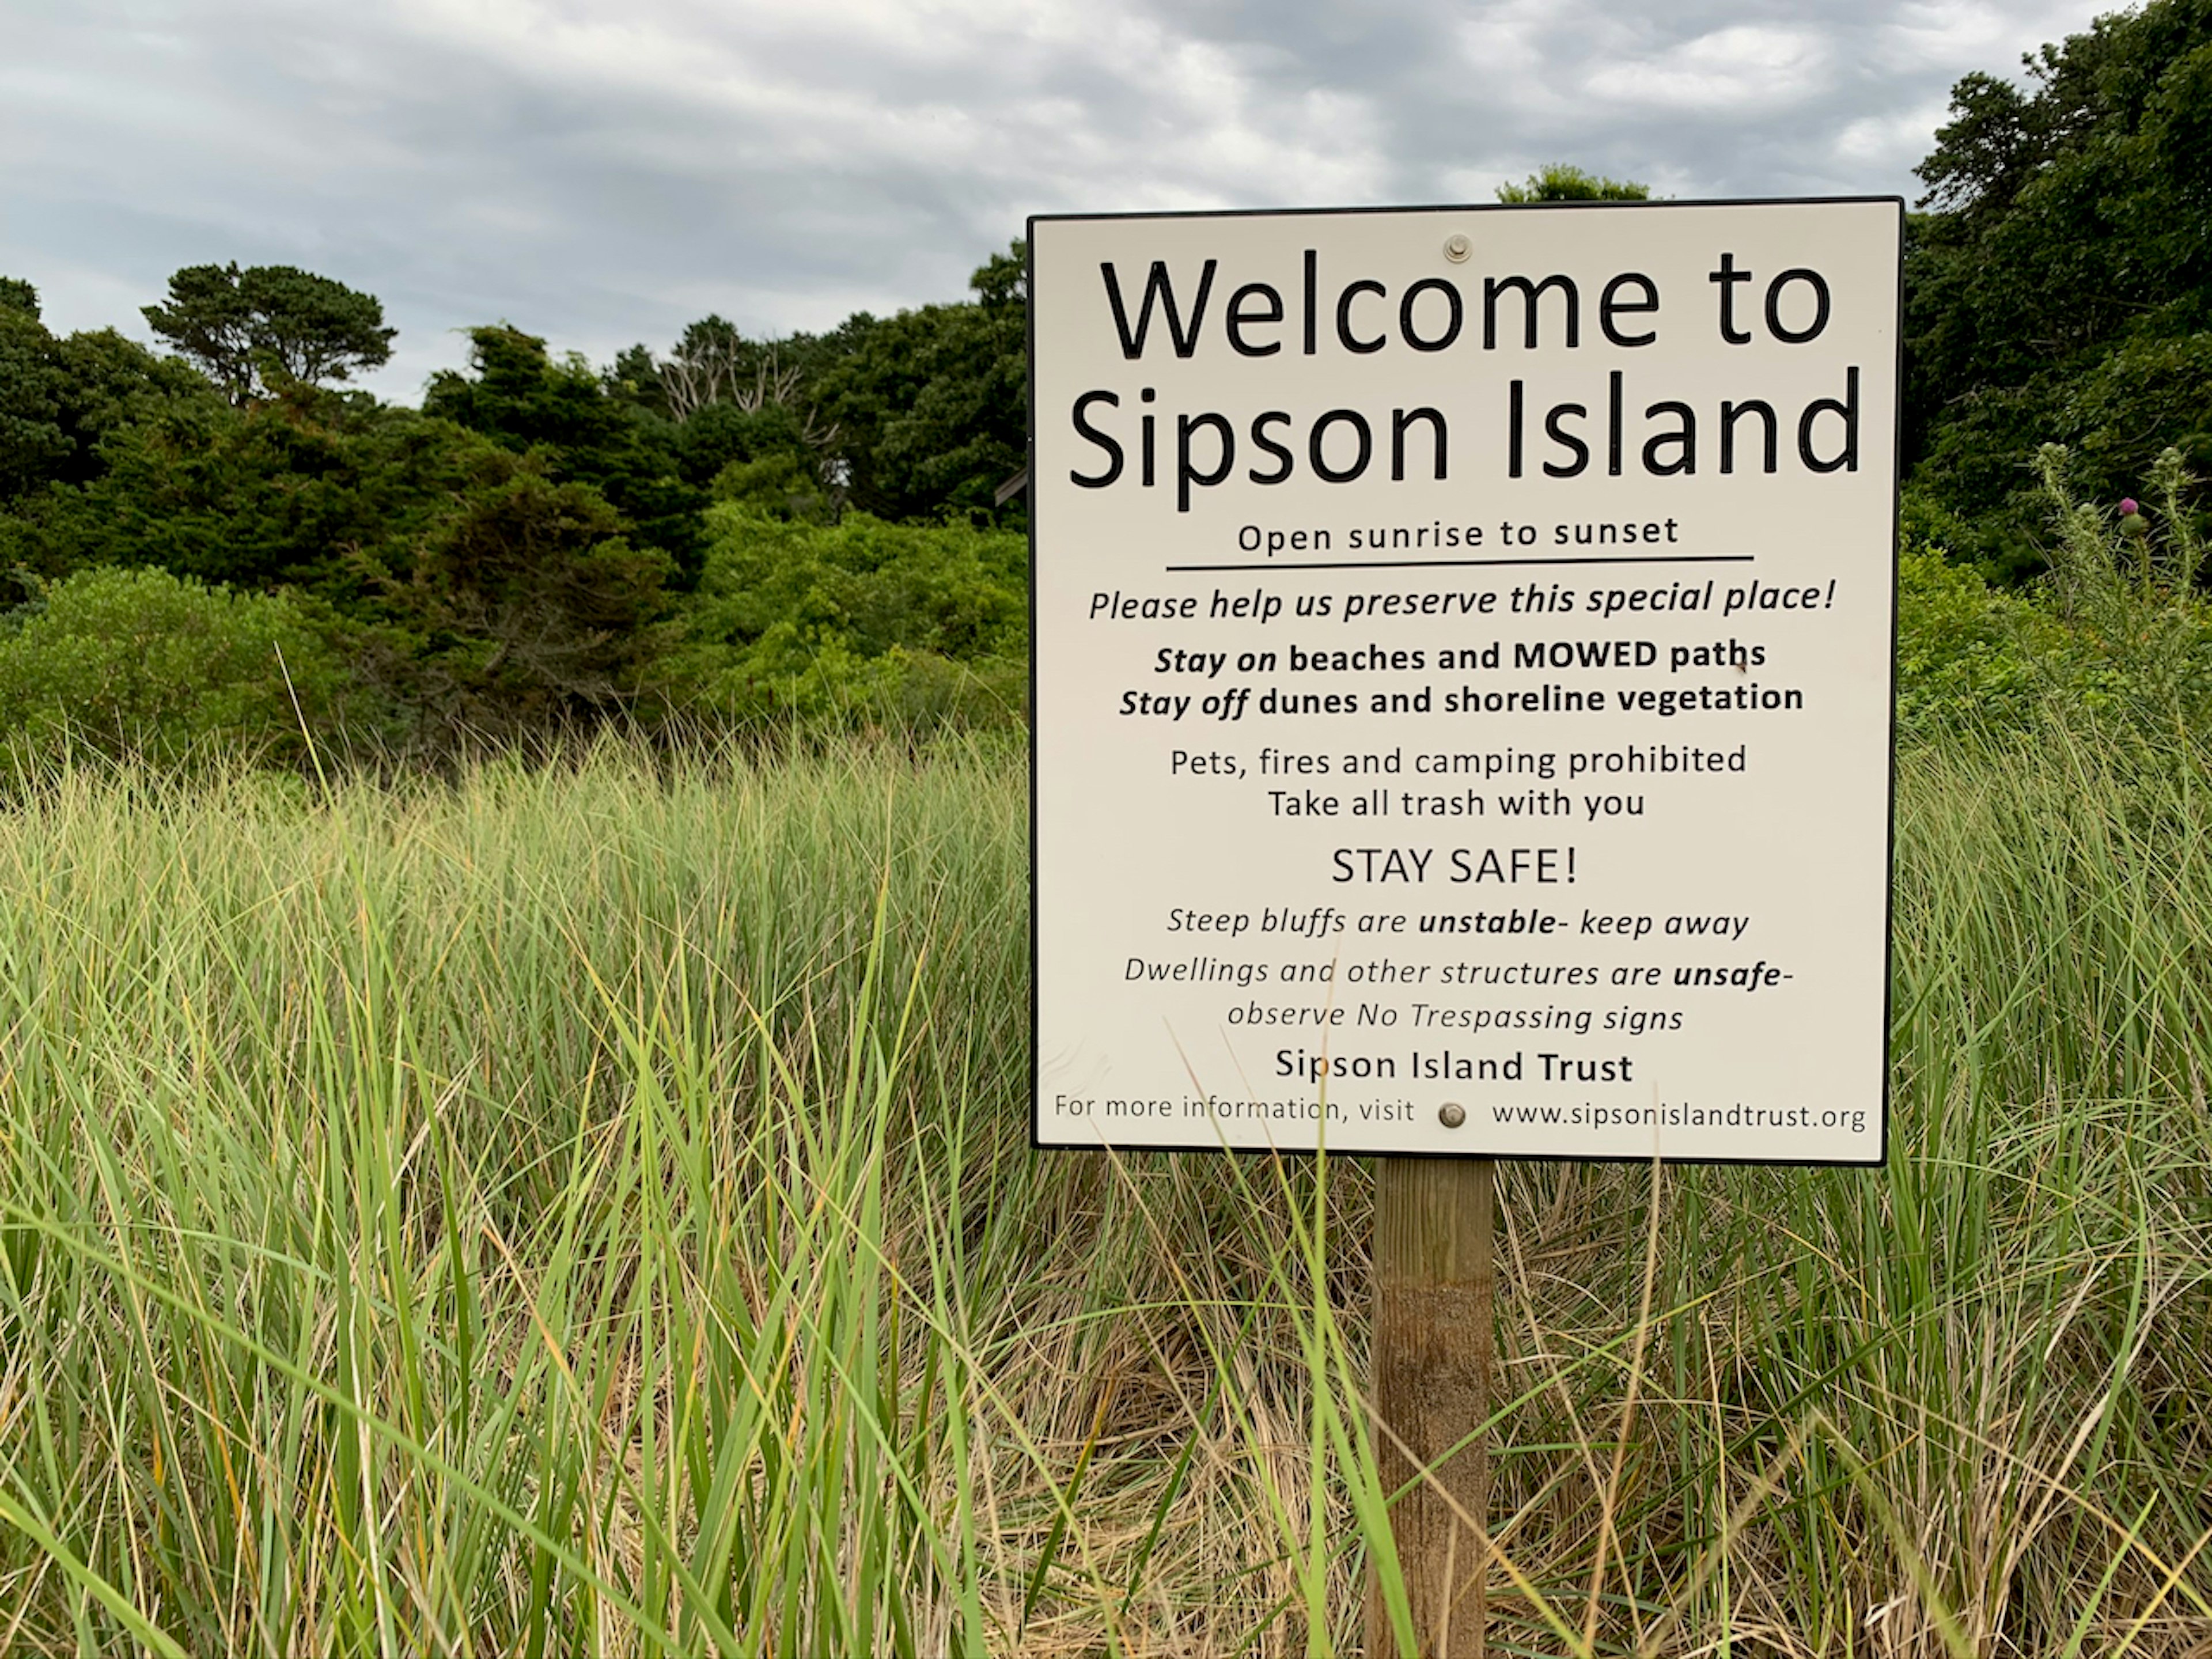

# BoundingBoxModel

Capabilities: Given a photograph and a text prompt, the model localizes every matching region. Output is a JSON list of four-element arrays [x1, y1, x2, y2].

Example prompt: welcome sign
[[1030, 200, 1899, 1164]]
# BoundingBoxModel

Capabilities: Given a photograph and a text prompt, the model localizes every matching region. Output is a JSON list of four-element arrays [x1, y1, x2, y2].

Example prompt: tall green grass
[[1, 727, 2207, 1655]]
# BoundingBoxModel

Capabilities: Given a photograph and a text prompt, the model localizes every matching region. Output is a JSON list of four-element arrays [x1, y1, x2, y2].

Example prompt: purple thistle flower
[[2119, 497, 2140, 515]]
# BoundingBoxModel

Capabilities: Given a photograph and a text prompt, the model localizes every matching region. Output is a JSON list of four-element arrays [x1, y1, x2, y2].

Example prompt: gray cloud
[[0, 0, 2097, 401]]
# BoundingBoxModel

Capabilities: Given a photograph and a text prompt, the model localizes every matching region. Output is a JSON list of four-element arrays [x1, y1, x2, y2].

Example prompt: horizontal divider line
[[1161, 554, 1756, 573]]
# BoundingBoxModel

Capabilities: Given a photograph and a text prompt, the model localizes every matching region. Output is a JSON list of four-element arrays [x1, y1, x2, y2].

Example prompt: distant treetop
[[143, 263, 396, 404], [1495, 165, 1653, 204]]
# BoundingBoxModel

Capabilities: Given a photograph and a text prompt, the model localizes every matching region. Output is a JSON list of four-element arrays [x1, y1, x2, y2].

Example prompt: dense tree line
[[0, 0, 2203, 762], [1904, 0, 2211, 571], [0, 245, 1031, 759]]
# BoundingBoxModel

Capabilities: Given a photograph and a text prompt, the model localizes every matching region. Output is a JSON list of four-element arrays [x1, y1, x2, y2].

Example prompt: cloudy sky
[[2, 0, 2094, 401]]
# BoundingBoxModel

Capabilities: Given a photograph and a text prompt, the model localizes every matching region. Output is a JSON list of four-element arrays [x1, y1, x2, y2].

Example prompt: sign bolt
[[1438, 1102, 1466, 1128], [1442, 233, 1472, 264]]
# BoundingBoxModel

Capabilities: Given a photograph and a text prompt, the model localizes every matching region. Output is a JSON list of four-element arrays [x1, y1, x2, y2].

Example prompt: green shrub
[[1895, 442, 2212, 740], [347, 448, 676, 749], [0, 565, 347, 769], [1894, 543, 2050, 736], [710, 452, 838, 523], [672, 505, 1025, 728]]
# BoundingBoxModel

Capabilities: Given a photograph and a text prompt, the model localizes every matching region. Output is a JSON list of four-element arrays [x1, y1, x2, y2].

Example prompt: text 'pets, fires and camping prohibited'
[[1031, 199, 1899, 1164]]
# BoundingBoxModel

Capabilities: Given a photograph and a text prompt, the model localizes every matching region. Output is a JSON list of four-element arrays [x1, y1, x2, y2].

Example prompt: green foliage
[[2025, 440, 2211, 717], [0, 302, 212, 507], [619, 258, 1027, 529], [1894, 543, 2051, 736], [1, 387, 501, 597], [1908, 328, 2212, 581], [811, 242, 1028, 524], [673, 505, 1025, 726], [1, 382, 676, 753], [425, 325, 707, 584], [2059, 328, 2212, 499], [11, 247, 1044, 749], [1905, 0, 2212, 569], [0, 305, 70, 500], [676, 399, 832, 495], [1494, 164, 1652, 203], [0, 565, 345, 768], [710, 449, 838, 522], [1895, 440, 2212, 734], [607, 319, 847, 517], [425, 324, 634, 455], [350, 446, 675, 745], [0, 276, 37, 318], [142, 262, 396, 405], [601, 340, 671, 419]]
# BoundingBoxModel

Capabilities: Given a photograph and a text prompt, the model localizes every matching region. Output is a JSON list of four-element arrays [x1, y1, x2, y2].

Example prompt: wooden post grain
[[1366, 1156, 1494, 1659]]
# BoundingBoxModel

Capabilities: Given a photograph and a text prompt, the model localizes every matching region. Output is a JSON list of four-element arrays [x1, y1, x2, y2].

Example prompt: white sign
[[1031, 201, 1897, 1163]]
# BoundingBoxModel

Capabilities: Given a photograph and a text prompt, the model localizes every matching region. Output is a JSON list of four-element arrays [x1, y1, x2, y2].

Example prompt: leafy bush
[[1494, 164, 1652, 202], [672, 505, 1025, 728], [346, 447, 676, 748], [0, 565, 348, 769], [1894, 543, 2050, 737], [1895, 442, 2212, 737], [0, 386, 509, 599], [710, 450, 839, 522], [425, 324, 708, 585]]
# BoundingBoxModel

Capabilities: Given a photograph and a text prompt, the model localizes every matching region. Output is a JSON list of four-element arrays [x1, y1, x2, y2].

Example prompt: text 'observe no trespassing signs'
[[1030, 200, 1899, 1164]]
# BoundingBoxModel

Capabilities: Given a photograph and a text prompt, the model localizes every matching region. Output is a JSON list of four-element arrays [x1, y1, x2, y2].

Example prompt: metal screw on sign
[[1442, 233, 1472, 263], [1438, 1101, 1466, 1128]]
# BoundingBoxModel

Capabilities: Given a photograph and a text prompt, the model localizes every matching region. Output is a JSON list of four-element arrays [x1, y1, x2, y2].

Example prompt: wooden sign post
[[1027, 200, 1900, 1657], [1367, 1156, 1494, 1658]]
